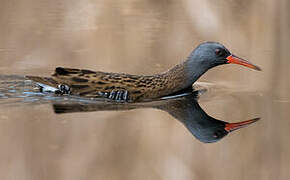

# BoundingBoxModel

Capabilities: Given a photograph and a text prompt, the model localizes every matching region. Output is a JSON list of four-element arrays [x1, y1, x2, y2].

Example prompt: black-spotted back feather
[[26, 66, 190, 101]]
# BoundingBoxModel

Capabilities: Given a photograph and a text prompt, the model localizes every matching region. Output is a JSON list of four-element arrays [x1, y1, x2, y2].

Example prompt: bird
[[26, 42, 261, 102], [52, 91, 260, 143]]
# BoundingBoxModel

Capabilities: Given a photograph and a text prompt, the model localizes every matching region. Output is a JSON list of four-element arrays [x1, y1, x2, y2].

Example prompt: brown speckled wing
[[27, 66, 186, 102], [51, 67, 129, 97], [27, 67, 162, 101]]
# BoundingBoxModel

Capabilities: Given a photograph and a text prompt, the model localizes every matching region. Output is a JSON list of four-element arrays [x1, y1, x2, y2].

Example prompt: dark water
[[0, 0, 289, 179]]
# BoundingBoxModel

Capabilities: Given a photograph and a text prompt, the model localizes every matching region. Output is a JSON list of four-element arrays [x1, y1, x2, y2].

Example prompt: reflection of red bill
[[226, 54, 261, 71], [225, 118, 260, 132]]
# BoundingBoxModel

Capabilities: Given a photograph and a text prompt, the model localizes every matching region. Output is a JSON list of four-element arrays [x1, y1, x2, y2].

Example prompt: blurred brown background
[[0, 0, 289, 179]]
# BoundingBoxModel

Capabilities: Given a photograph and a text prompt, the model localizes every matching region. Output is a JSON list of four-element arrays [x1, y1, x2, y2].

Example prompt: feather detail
[[26, 65, 192, 102]]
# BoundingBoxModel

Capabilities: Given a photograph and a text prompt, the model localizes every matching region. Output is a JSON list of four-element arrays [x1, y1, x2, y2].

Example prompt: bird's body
[[26, 42, 261, 102], [27, 64, 190, 101]]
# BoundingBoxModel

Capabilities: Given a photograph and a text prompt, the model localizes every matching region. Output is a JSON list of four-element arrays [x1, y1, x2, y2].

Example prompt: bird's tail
[[25, 75, 59, 88]]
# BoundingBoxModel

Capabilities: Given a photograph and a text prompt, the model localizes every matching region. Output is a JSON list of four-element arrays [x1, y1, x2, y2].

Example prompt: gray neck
[[158, 59, 209, 93], [183, 58, 210, 84]]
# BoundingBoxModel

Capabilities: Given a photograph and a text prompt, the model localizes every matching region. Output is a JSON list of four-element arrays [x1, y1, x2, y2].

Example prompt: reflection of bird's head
[[188, 119, 229, 143], [160, 93, 260, 143], [185, 117, 260, 143]]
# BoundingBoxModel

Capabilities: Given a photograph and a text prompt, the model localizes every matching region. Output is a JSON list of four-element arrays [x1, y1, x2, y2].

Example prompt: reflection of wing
[[53, 102, 139, 114], [52, 90, 201, 114]]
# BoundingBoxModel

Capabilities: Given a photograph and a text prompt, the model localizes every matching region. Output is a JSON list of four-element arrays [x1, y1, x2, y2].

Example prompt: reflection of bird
[[156, 94, 259, 143], [26, 42, 261, 102], [53, 91, 259, 143]]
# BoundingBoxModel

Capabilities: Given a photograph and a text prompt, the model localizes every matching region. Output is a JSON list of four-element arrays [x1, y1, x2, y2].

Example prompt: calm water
[[0, 0, 289, 180]]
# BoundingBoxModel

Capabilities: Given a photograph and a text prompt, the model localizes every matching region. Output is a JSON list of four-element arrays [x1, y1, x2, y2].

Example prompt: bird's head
[[186, 42, 261, 73]]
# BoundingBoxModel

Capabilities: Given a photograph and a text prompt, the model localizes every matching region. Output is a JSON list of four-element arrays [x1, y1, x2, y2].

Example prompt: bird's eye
[[213, 132, 219, 138], [215, 49, 225, 57], [213, 130, 225, 138]]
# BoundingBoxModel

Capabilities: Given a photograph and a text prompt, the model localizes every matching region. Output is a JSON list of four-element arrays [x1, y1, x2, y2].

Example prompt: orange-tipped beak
[[225, 118, 260, 132], [226, 54, 261, 71]]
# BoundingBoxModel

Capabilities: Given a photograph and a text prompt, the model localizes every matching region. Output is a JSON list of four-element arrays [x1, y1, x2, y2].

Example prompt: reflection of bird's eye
[[213, 130, 224, 138], [213, 132, 219, 138]]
